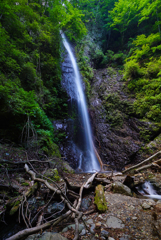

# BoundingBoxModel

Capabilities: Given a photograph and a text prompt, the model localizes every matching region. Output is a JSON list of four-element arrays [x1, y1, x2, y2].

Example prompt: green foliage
[[0, 0, 73, 156], [124, 59, 143, 79], [124, 33, 161, 123], [90, 48, 105, 68], [49, 0, 87, 41], [105, 50, 126, 67]]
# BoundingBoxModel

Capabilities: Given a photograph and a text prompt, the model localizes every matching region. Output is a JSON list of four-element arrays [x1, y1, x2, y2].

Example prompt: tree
[[138, 0, 161, 38], [109, 0, 139, 45]]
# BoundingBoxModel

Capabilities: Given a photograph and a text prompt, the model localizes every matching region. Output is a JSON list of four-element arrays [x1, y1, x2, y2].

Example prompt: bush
[[124, 59, 143, 79]]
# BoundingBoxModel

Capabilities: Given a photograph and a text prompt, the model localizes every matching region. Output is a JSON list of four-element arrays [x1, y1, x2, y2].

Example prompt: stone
[[87, 219, 94, 224], [119, 234, 131, 240], [62, 224, 84, 233], [101, 230, 109, 238], [95, 222, 101, 229], [123, 175, 134, 189], [81, 198, 92, 210], [142, 202, 151, 210], [44, 168, 60, 181], [108, 237, 115, 240], [132, 217, 137, 220], [90, 224, 95, 234], [25, 234, 40, 240], [16, 177, 26, 184], [112, 181, 132, 196], [26, 232, 67, 240], [61, 160, 74, 173], [145, 199, 156, 207], [47, 202, 64, 214], [80, 229, 86, 236], [106, 216, 125, 229], [94, 184, 108, 212]]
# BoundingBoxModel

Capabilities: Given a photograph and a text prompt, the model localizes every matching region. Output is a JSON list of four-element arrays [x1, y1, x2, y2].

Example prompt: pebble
[[101, 230, 109, 238], [132, 217, 137, 220], [141, 202, 151, 209], [90, 224, 95, 234], [95, 222, 101, 229], [80, 229, 86, 236], [108, 237, 115, 240], [119, 234, 131, 240], [98, 214, 103, 219], [62, 224, 84, 233], [87, 219, 94, 224]]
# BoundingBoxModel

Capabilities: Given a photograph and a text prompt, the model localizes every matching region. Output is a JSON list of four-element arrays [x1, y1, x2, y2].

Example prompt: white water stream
[[142, 181, 161, 200], [61, 32, 100, 172]]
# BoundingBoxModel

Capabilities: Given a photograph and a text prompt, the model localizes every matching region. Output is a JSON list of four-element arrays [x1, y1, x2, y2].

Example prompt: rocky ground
[[22, 169, 161, 240], [1, 145, 160, 240]]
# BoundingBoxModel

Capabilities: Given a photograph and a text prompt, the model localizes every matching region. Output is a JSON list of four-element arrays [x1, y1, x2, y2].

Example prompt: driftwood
[[135, 159, 161, 172], [122, 151, 161, 174]]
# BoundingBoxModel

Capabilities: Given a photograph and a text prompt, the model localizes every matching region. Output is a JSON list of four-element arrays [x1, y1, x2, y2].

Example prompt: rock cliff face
[[88, 67, 160, 170]]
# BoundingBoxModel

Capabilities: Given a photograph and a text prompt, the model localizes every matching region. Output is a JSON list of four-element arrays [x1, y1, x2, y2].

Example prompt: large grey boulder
[[112, 181, 132, 196], [106, 216, 125, 229]]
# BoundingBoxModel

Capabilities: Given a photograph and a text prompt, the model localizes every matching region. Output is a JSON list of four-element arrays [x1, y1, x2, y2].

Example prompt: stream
[[137, 181, 161, 200]]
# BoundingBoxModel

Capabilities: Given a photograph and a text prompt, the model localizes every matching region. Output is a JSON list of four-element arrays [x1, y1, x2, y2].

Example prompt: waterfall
[[61, 32, 100, 172]]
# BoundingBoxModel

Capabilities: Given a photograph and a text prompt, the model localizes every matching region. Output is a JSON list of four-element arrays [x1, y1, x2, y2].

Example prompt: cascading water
[[137, 181, 161, 200], [61, 32, 100, 172]]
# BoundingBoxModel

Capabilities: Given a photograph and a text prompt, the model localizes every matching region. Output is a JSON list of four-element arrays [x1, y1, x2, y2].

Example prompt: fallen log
[[122, 151, 161, 174], [135, 159, 161, 172]]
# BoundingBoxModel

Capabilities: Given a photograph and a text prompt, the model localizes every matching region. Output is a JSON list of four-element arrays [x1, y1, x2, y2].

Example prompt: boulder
[[106, 216, 125, 229], [44, 168, 60, 182], [112, 181, 132, 196]]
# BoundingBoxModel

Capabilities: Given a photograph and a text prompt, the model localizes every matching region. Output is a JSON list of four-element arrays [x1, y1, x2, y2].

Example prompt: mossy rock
[[112, 181, 132, 196], [94, 184, 107, 212], [6, 182, 38, 215], [7, 196, 22, 215], [44, 168, 60, 182]]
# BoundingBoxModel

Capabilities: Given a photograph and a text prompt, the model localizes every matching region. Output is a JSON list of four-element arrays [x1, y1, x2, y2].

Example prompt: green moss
[[107, 67, 117, 76], [103, 93, 133, 128], [41, 138, 61, 158], [44, 168, 60, 182], [75, 40, 94, 99], [21, 182, 29, 186], [94, 184, 107, 212], [9, 199, 21, 215]]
